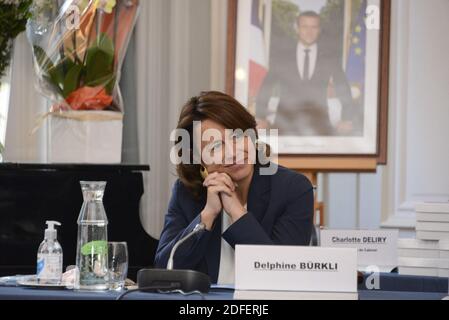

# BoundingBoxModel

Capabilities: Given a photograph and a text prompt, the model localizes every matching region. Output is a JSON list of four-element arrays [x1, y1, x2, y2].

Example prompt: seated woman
[[154, 91, 314, 284]]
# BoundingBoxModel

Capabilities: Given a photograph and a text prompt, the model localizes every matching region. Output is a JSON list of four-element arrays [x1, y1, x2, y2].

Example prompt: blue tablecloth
[[358, 273, 448, 293], [0, 286, 447, 300], [0, 286, 229, 300], [0, 274, 447, 300]]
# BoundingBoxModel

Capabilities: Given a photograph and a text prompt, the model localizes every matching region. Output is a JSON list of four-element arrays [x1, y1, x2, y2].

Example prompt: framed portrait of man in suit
[[227, 0, 390, 161]]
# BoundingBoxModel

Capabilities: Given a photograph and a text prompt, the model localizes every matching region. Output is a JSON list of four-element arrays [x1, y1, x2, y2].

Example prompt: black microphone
[[137, 223, 211, 293]]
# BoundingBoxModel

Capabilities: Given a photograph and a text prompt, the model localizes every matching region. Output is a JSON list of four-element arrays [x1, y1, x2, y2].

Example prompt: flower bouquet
[[27, 0, 139, 163]]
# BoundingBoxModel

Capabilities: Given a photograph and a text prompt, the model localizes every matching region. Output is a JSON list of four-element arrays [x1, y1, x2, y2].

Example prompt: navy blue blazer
[[154, 164, 314, 283]]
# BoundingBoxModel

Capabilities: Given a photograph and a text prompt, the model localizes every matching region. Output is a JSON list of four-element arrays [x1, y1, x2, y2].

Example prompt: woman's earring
[[200, 166, 209, 180]]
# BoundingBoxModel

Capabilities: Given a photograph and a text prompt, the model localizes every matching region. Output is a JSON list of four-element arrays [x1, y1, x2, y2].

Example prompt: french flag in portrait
[[248, 0, 270, 99]]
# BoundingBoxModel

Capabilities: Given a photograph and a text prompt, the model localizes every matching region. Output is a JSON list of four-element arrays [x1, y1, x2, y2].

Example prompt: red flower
[[66, 86, 113, 111]]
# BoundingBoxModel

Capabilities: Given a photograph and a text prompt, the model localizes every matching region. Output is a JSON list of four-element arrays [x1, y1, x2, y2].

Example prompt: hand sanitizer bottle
[[37, 221, 63, 284]]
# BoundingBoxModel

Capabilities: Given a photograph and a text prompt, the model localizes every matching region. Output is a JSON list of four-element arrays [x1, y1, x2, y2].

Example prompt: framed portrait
[[227, 0, 390, 163]]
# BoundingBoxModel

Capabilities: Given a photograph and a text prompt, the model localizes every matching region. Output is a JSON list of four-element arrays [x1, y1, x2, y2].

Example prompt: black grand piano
[[0, 163, 158, 280]]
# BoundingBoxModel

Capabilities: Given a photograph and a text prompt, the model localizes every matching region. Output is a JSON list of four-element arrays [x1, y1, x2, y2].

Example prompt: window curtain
[[121, 0, 215, 240], [122, 0, 173, 240], [4, 34, 47, 163]]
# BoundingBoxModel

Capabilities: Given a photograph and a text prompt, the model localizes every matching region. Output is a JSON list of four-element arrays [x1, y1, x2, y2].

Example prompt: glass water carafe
[[76, 181, 109, 290]]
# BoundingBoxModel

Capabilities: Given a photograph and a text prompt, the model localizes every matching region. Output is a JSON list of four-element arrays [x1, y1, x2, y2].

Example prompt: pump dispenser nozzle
[[45, 221, 61, 241], [37, 221, 63, 283]]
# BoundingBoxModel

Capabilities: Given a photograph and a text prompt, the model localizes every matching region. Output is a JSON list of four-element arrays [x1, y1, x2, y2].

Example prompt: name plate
[[235, 245, 357, 293], [320, 229, 398, 272]]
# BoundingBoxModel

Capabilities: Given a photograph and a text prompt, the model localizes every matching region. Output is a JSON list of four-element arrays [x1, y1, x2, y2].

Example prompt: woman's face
[[195, 119, 255, 183]]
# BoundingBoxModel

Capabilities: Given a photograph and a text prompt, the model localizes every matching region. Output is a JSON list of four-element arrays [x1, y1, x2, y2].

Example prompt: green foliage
[[272, 0, 300, 40], [260, 0, 364, 41], [81, 240, 108, 256], [0, 0, 33, 80], [49, 58, 76, 96], [320, 0, 344, 23], [349, 0, 364, 29], [320, 0, 363, 25], [85, 33, 115, 93], [63, 64, 83, 98], [33, 45, 54, 72], [34, 32, 116, 98]]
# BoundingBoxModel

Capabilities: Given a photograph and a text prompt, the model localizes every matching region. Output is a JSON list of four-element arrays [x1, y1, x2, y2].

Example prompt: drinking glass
[[108, 242, 128, 291]]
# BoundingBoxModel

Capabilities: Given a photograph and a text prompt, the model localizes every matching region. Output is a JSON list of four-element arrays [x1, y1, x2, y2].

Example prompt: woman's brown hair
[[175, 91, 266, 199]]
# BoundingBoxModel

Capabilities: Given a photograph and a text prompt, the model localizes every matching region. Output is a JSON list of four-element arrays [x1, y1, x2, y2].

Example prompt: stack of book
[[415, 203, 449, 241], [440, 240, 449, 278], [234, 290, 358, 300], [397, 203, 449, 277], [398, 239, 441, 277]]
